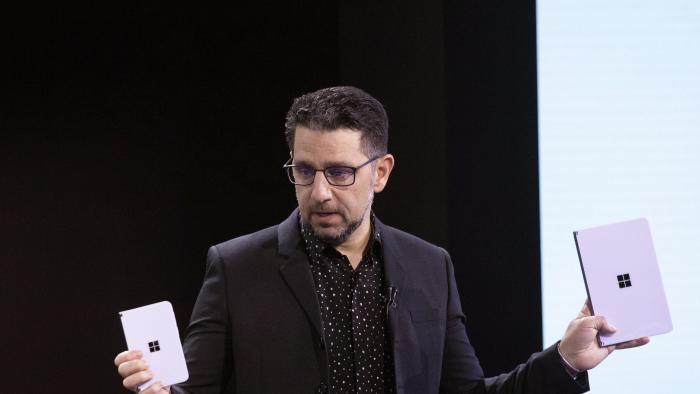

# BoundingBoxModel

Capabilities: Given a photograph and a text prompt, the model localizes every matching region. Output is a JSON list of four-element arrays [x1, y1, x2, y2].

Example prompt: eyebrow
[[293, 159, 354, 168]]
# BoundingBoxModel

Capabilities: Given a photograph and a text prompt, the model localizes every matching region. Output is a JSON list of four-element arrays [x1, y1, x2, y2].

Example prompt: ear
[[373, 154, 395, 193]]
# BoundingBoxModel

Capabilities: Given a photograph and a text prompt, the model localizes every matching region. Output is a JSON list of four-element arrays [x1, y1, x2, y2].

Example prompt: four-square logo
[[148, 340, 161, 353], [617, 273, 632, 288]]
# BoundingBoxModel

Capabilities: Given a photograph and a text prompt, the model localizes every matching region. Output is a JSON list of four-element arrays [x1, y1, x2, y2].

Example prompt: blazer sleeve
[[439, 249, 590, 394], [439, 248, 486, 392], [172, 246, 234, 394], [481, 342, 589, 394]]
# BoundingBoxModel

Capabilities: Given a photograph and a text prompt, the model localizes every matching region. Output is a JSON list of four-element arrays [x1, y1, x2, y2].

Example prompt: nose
[[309, 171, 333, 202]]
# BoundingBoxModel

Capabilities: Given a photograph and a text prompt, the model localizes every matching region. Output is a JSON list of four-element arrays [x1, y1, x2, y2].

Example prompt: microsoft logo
[[148, 340, 161, 353], [617, 273, 632, 288]]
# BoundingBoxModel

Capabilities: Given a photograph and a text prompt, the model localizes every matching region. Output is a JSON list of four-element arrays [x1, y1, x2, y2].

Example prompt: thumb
[[590, 315, 617, 334]]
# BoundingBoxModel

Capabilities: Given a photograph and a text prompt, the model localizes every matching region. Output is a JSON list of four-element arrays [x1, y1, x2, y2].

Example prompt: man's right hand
[[114, 350, 171, 393]]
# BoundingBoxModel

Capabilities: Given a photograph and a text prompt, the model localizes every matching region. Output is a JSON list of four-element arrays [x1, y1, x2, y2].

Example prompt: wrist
[[557, 342, 582, 378]]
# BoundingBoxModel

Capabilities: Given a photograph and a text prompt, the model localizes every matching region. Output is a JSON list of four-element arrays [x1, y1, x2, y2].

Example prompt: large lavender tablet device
[[574, 218, 672, 346]]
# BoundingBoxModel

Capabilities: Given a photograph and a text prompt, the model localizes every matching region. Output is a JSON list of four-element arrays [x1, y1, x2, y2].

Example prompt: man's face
[[292, 126, 390, 246]]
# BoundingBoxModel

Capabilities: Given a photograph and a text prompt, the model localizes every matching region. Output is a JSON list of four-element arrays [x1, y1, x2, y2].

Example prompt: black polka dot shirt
[[301, 219, 396, 394]]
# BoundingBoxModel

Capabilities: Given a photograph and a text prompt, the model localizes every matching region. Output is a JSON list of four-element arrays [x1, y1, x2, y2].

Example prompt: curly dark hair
[[284, 86, 389, 158]]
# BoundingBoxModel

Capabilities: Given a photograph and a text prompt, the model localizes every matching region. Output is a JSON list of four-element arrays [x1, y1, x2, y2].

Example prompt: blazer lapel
[[376, 217, 420, 393], [375, 217, 407, 312], [277, 209, 324, 338]]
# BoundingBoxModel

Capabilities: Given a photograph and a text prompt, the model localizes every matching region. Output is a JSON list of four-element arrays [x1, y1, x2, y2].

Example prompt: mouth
[[313, 211, 337, 217], [311, 211, 341, 222]]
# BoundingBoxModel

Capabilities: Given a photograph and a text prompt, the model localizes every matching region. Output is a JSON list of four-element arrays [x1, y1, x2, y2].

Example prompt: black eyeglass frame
[[283, 155, 383, 186]]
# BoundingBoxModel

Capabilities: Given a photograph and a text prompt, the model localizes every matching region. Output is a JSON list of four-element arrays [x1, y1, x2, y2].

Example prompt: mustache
[[309, 204, 340, 213]]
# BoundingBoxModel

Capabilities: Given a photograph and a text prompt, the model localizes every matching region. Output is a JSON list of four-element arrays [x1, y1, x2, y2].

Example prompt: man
[[115, 86, 648, 393]]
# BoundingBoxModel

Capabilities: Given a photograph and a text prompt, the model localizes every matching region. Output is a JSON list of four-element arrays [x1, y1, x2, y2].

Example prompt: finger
[[603, 344, 616, 355], [122, 370, 154, 392], [115, 350, 143, 366], [118, 359, 150, 378], [142, 381, 170, 394], [141, 381, 160, 394], [576, 299, 592, 319], [615, 336, 651, 350]]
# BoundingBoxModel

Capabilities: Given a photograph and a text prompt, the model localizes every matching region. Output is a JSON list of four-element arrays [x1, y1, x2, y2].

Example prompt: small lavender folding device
[[574, 218, 672, 346], [119, 301, 189, 390]]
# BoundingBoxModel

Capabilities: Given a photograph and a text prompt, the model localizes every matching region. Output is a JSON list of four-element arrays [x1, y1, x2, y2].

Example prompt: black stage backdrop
[[2, 2, 541, 391]]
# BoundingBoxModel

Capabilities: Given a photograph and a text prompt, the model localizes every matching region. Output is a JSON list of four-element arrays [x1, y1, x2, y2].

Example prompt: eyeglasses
[[283, 155, 382, 186]]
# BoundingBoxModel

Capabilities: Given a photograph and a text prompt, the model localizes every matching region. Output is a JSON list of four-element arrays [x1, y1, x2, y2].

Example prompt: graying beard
[[305, 189, 374, 247]]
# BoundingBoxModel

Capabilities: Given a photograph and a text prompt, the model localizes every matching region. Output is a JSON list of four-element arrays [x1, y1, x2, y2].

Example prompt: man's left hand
[[559, 300, 650, 372]]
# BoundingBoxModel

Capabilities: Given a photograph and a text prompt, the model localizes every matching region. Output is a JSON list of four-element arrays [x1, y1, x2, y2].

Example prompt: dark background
[[2, 2, 542, 391]]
